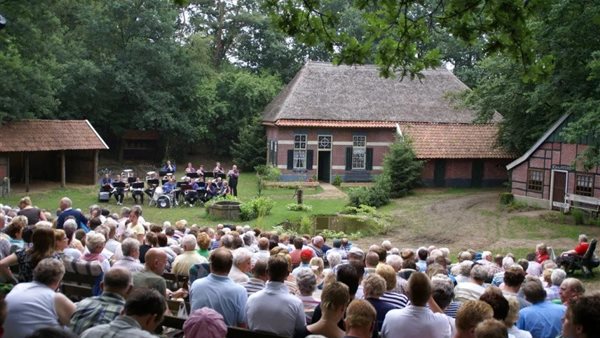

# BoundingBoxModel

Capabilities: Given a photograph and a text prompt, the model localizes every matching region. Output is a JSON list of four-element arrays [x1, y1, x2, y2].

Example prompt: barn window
[[575, 174, 593, 196], [527, 169, 543, 192], [352, 135, 366, 169], [293, 134, 307, 169]]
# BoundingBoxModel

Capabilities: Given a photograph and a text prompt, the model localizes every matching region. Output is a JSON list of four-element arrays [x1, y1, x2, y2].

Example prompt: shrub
[[240, 196, 274, 221], [499, 192, 514, 205], [572, 209, 586, 225], [286, 203, 313, 211], [299, 215, 313, 234], [379, 136, 423, 198], [332, 175, 342, 186], [255, 165, 281, 181], [347, 182, 390, 208]]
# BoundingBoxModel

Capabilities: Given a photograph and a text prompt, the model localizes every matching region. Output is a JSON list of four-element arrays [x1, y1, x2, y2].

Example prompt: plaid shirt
[[69, 292, 126, 335]]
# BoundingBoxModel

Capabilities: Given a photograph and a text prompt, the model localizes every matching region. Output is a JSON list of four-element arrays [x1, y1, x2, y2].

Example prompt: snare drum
[[156, 195, 172, 208]]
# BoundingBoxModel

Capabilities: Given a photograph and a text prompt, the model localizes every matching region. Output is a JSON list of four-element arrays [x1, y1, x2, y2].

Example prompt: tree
[[379, 136, 423, 198], [230, 115, 266, 170], [262, 0, 545, 78]]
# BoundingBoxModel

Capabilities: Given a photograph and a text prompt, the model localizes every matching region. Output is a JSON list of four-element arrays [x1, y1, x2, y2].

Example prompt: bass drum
[[156, 195, 172, 208]]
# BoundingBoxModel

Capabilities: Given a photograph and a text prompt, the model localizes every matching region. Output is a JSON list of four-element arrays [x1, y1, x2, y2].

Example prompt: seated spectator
[[242, 258, 268, 296], [559, 277, 585, 307], [479, 287, 509, 324], [545, 268, 566, 302], [344, 299, 378, 338], [499, 265, 530, 309], [82, 232, 111, 273], [229, 247, 252, 284], [363, 273, 396, 336], [183, 307, 228, 338], [62, 219, 83, 260], [311, 262, 362, 327], [455, 263, 487, 302], [376, 264, 409, 309], [292, 248, 314, 277], [4, 258, 76, 337], [133, 248, 168, 298], [561, 292, 600, 338], [290, 237, 304, 268], [296, 269, 320, 323], [474, 319, 508, 338], [172, 234, 207, 276], [70, 267, 132, 335], [504, 296, 532, 338], [190, 247, 247, 327], [53, 229, 69, 258], [139, 232, 158, 264], [491, 256, 514, 286], [246, 255, 305, 337], [5, 215, 26, 251], [517, 279, 565, 338], [535, 243, 550, 264], [310, 256, 325, 285], [196, 232, 211, 259], [0, 227, 57, 282], [526, 253, 543, 277], [300, 282, 350, 338], [431, 274, 457, 334], [112, 238, 145, 272], [80, 288, 166, 338], [416, 247, 429, 272], [381, 272, 451, 338], [454, 300, 494, 338]]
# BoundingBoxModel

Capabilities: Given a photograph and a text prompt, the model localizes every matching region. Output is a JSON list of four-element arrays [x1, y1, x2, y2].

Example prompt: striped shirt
[[380, 291, 409, 309], [243, 278, 265, 296]]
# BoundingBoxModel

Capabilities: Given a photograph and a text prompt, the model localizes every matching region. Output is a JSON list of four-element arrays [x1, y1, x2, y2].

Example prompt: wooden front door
[[317, 151, 331, 182], [552, 171, 567, 210], [471, 160, 484, 188]]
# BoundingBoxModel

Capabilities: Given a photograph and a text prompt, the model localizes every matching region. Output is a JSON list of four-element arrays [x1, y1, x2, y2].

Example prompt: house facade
[[263, 62, 513, 186], [507, 114, 600, 209]]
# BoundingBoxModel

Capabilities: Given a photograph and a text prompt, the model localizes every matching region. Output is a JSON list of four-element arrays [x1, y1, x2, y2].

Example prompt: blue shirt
[[517, 301, 565, 338], [189, 273, 247, 326]]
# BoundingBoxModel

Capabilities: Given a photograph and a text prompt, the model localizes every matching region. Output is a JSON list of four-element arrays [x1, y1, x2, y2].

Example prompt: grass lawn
[[0, 173, 348, 229]]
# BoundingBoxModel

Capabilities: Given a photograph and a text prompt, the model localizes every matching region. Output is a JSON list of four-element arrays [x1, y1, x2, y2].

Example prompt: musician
[[99, 174, 113, 196], [196, 165, 205, 179], [131, 177, 145, 205], [227, 164, 240, 197], [184, 162, 195, 174], [162, 160, 176, 173], [205, 179, 218, 201], [163, 177, 176, 194], [218, 180, 232, 197], [184, 177, 200, 206], [112, 174, 126, 205], [144, 172, 159, 199], [213, 161, 224, 177]]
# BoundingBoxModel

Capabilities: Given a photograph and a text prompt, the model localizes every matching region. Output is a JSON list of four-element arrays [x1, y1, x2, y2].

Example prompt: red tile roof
[[401, 123, 513, 159], [0, 120, 109, 152], [274, 119, 397, 128]]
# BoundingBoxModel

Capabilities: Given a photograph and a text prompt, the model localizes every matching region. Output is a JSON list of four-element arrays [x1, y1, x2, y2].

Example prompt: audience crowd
[[0, 197, 598, 338]]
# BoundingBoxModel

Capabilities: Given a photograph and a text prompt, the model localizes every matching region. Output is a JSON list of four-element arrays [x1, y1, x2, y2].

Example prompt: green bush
[[500, 192, 514, 205], [286, 203, 313, 211], [332, 175, 342, 186], [240, 196, 275, 221], [299, 215, 313, 234], [347, 183, 390, 208], [379, 136, 423, 198], [572, 209, 586, 225], [341, 204, 377, 215], [255, 165, 281, 181]]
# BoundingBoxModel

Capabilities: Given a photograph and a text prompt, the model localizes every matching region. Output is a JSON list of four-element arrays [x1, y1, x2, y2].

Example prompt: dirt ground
[[354, 190, 600, 257]]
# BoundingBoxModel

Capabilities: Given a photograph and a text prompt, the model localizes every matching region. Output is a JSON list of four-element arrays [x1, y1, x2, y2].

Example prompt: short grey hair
[[33, 258, 65, 285], [296, 269, 317, 296], [61, 197, 72, 208], [181, 234, 197, 250], [121, 238, 140, 257], [86, 232, 106, 253], [326, 251, 342, 268], [470, 264, 488, 281], [232, 247, 252, 266], [363, 273, 386, 298], [550, 269, 567, 286], [431, 275, 455, 309], [385, 254, 403, 271], [64, 219, 78, 232]]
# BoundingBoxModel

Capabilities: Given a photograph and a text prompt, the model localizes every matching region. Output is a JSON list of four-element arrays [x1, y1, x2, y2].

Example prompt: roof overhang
[[270, 119, 397, 128]]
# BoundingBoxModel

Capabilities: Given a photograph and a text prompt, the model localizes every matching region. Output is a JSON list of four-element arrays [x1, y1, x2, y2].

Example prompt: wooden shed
[[0, 120, 109, 192]]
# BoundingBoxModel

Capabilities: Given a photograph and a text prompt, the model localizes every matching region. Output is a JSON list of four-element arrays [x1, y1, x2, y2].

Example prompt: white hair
[[386, 254, 403, 271], [381, 240, 392, 251], [326, 250, 342, 268], [233, 248, 253, 266], [86, 232, 106, 252], [551, 269, 567, 286], [481, 251, 492, 260], [181, 234, 197, 250], [502, 256, 515, 270]]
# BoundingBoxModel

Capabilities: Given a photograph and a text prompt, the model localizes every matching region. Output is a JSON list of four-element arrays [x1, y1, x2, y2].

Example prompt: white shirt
[[381, 305, 451, 338], [229, 265, 250, 284], [454, 281, 486, 302], [246, 281, 305, 337]]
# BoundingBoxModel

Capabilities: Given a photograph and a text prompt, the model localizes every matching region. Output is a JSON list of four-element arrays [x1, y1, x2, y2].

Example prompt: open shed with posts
[[0, 119, 109, 192]]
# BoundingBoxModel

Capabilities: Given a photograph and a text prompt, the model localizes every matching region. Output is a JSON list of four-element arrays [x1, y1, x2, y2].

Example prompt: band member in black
[[113, 174, 126, 205], [131, 177, 145, 205], [227, 164, 240, 197]]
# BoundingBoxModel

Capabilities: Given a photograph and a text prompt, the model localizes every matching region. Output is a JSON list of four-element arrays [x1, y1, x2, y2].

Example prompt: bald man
[[133, 248, 168, 297]]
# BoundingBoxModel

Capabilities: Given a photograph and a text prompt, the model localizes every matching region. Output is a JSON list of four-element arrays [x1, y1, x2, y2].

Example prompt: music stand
[[127, 177, 136, 184], [147, 179, 159, 186], [161, 179, 169, 186], [113, 182, 126, 189], [131, 182, 144, 190], [186, 173, 199, 179], [204, 172, 214, 178], [217, 173, 226, 179]]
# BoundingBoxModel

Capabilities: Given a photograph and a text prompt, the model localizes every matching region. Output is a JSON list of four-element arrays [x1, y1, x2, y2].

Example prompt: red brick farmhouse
[[507, 114, 600, 209], [262, 62, 513, 187]]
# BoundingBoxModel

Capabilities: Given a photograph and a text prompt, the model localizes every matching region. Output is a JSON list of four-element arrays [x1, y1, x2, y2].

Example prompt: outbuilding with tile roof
[[0, 119, 109, 192], [262, 62, 514, 187]]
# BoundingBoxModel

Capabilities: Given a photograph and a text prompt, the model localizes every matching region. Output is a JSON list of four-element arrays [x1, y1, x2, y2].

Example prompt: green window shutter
[[306, 150, 314, 170], [345, 147, 353, 170], [366, 148, 373, 170], [287, 150, 294, 170]]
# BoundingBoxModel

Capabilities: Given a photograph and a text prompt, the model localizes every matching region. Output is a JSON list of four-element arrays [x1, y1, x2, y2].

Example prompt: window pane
[[575, 174, 593, 196], [527, 169, 543, 192]]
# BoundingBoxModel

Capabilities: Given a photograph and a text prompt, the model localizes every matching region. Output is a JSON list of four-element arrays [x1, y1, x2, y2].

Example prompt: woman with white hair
[[296, 269, 320, 323], [81, 232, 110, 273], [228, 247, 252, 283]]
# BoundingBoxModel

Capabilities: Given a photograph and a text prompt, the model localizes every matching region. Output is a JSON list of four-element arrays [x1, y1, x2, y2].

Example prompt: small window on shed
[[575, 174, 594, 196], [527, 169, 543, 192]]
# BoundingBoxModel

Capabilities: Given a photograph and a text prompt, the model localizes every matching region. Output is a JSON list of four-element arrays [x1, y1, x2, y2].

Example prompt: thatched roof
[[0, 120, 109, 152], [263, 62, 499, 124]]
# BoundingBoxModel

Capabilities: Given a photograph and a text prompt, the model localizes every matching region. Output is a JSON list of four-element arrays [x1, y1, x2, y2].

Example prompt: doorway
[[471, 160, 484, 187], [434, 160, 446, 187], [318, 151, 331, 182], [551, 170, 567, 210]]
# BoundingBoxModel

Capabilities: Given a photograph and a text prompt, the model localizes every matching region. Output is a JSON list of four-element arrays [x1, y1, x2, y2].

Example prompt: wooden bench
[[226, 327, 288, 338], [61, 258, 103, 301], [564, 193, 600, 216]]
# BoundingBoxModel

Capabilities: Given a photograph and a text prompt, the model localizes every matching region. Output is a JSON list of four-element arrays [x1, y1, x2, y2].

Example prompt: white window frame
[[352, 135, 366, 170], [293, 134, 307, 170], [318, 135, 332, 150]]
